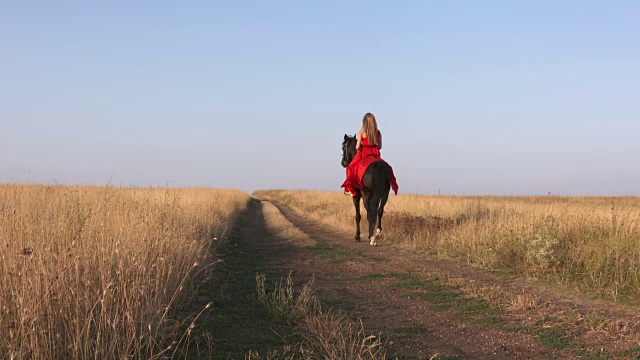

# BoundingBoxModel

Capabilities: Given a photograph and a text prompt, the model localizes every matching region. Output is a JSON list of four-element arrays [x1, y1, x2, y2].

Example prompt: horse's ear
[[344, 134, 349, 141]]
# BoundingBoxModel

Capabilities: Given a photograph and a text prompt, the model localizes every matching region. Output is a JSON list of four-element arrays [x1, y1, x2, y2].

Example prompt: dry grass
[[0, 184, 249, 359], [255, 273, 386, 359], [582, 313, 640, 337], [253, 190, 640, 303]]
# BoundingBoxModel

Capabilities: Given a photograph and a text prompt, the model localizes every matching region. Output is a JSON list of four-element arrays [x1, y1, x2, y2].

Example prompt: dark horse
[[341, 134, 391, 246]]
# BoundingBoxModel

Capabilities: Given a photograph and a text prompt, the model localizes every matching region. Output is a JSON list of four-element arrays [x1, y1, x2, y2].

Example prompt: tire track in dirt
[[249, 197, 614, 359]]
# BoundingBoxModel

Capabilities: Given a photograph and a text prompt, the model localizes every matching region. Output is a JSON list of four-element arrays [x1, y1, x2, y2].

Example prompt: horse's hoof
[[355, 236, 361, 242], [369, 237, 377, 246]]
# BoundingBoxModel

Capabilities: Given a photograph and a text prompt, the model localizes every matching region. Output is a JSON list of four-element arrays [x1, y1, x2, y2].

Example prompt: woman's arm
[[377, 131, 382, 150], [356, 131, 363, 150]]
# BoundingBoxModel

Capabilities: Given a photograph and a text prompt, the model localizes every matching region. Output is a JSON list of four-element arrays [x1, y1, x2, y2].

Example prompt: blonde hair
[[361, 113, 379, 145]]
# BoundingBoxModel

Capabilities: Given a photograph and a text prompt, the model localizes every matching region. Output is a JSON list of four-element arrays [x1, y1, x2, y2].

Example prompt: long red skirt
[[341, 148, 398, 195]]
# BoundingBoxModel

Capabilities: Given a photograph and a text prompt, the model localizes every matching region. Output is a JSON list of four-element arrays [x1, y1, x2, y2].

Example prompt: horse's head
[[341, 134, 357, 168]]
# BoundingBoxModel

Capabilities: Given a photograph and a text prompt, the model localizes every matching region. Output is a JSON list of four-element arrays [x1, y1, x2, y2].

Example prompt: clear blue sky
[[2, 1, 639, 195]]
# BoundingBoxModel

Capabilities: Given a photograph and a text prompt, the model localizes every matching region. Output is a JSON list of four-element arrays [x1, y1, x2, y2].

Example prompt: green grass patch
[[389, 272, 500, 319], [506, 320, 578, 349], [453, 297, 499, 315], [574, 350, 611, 360], [409, 289, 458, 304], [360, 273, 387, 280], [392, 325, 425, 339], [575, 345, 640, 359], [429, 302, 454, 312], [470, 315, 505, 328], [533, 326, 576, 349], [615, 346, 640, 358], [308, 244, 384, 263], [386, 273, 431, 290], [473, 315, 577, 350]]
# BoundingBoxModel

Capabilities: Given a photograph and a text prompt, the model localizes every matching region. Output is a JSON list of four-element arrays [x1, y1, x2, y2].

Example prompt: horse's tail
[[384, 162, 398, 195]]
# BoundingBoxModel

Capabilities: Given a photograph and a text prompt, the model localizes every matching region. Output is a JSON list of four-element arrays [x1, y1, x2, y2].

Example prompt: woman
[[342, 113, 383, 196]]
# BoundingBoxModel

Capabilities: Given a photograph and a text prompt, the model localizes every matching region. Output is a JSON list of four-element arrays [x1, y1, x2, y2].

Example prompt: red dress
[[341, 134, 398, 196]]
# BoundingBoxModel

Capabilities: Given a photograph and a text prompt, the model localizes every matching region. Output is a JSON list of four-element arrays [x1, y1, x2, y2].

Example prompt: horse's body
[[341, 134, 391, 246]]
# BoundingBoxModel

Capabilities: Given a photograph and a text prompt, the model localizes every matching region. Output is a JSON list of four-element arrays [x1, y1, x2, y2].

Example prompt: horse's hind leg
[[353, 195, 361, 241], [375, 190, 389, 241], [367, 193, 381, 246]]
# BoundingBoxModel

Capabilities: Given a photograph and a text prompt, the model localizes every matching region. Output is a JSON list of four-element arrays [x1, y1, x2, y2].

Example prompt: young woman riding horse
[[341, 113, 398, 245], [342, 113, 383, 197]]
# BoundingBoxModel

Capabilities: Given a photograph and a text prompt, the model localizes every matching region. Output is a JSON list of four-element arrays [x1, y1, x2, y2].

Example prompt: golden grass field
[[254, 190, 640, 303], [0, 185, 248, 359], [4, 184, 640, 358]]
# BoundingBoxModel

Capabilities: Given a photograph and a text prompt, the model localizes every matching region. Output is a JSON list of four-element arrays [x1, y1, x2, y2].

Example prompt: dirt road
[[207, 198, 640, 359]]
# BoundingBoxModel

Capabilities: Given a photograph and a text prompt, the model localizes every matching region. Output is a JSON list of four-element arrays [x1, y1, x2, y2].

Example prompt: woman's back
[[360, 129, 382, 149], [358, 131, 381, 159]]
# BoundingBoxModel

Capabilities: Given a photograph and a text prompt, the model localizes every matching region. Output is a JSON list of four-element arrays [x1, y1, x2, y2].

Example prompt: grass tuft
[[255, 273, 387, 359]]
